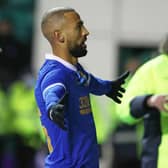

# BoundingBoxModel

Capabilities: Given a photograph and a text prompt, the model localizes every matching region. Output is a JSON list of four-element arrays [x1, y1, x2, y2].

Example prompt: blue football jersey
[[34, 54, 112, 168]]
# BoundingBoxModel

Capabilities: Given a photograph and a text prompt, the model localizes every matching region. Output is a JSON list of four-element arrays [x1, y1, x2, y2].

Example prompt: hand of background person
[[48, 104, 67, 130], [106, 71, 130, 104], [147, 94, 168, 112]]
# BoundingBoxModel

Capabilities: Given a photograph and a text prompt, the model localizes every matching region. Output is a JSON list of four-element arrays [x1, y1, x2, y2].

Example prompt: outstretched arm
[[106, 71, 130, 104], [41, 69, 67, 130], [130, 94, 168, 119], [146, 94, 168, 112]]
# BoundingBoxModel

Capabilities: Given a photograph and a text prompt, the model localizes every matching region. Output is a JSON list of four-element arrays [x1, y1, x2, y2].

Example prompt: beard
[[69, 44, 87, 58]]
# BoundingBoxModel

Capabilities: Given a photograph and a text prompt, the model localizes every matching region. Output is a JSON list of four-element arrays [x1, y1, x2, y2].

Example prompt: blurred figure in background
[[111, 56, 142, 168], [8, 70, 45, 168], [0, 15, 26, 82], [117, 34, 168, 168], [91, 95, 118, 168], [0, 82, 14, 168], [0, 34, 18, 167], [0, 1, 40, 167]]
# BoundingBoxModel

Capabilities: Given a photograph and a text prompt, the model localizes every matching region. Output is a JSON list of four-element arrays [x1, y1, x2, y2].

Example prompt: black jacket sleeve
[[130, 95, 154, 118]]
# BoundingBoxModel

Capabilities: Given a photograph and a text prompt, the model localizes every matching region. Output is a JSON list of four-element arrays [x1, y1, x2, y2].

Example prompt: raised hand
[[106, 71, 130, 104]]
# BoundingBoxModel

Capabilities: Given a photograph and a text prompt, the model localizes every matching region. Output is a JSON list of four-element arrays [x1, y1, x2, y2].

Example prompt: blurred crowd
[[1, 1, 166, 168], [0, 0, 47, 168]]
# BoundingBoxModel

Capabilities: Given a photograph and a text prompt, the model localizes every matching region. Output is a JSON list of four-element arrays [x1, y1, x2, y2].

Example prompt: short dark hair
[[41, 7, 75, 42]]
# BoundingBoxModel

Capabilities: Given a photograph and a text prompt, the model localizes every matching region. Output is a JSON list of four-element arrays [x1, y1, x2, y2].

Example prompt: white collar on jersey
[[45, 53, 77, 71]]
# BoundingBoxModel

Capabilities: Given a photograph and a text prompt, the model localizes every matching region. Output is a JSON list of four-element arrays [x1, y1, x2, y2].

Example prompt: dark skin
[[49, 11, 89, 65]]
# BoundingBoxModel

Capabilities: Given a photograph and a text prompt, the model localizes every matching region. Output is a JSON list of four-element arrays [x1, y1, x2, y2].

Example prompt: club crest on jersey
[[79, 96, 92, 114]]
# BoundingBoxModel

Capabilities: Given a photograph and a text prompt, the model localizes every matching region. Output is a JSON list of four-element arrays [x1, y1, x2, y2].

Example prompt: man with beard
[[34, 7, 129, 168]]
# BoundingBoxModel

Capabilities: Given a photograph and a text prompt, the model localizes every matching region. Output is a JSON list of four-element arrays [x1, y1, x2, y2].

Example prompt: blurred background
[[0, 0, 167, 168]]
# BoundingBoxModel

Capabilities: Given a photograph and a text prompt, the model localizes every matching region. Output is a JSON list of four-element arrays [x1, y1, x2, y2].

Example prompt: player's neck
[[52, 48, 78, 65]]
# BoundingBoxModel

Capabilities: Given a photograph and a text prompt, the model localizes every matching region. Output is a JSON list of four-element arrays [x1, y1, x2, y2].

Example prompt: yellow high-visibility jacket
[[0, 87, 10, 134], [118, 54, 168, 168], [9, 81, 45, 148], [91, 95, 119, 144]]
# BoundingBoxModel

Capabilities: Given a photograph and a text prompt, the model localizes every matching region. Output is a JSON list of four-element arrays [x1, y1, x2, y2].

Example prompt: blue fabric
[[34, 59, 111, 168], [42, 83, 66, 111]]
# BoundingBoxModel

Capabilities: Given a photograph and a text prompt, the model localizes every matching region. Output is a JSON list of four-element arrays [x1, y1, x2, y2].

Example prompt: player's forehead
[[64, 11, 82, 25]]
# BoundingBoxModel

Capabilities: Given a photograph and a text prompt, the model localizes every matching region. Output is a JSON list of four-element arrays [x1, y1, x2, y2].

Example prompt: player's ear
[[54, 31, 64, 43]]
